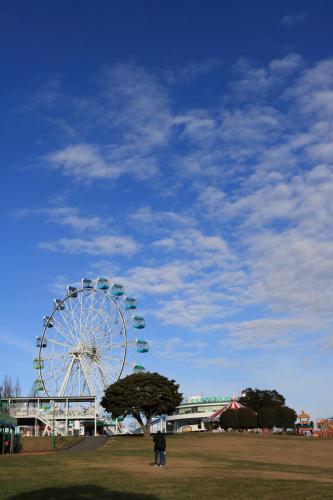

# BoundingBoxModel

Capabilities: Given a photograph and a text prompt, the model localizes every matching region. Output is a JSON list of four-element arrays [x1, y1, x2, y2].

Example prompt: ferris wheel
[[33, 277, 149, 400]]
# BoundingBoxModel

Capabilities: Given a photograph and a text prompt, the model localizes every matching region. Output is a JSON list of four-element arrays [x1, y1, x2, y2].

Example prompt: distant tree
[[239, 388, 285, 412], [276, 406, 297, 431], [238, 407, 257, 429], [101, 372, 182, 437], [220, 409, 239, 430], [0, 375, 19, 398], [14, 377, 21, 397], [257, 407, 277, 429]]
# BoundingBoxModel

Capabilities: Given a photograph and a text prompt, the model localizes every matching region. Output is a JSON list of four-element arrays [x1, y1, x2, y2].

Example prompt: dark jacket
[[153, 433, 166, 451]]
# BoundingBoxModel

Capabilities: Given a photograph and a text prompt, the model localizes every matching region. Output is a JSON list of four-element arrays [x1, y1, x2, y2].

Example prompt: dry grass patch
[[1, 433, 333, 498]]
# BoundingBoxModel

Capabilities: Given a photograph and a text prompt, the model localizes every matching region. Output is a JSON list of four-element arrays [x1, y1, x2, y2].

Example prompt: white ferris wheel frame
[[38, 287, 129, 398]]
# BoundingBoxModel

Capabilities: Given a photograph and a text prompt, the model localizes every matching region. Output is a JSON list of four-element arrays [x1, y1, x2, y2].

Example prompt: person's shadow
[[8, 485, 159, 499]]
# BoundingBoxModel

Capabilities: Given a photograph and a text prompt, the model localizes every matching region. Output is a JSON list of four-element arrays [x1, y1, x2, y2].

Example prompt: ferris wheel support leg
[[79, 358, 95, 396], [95, 359, 109, 389], [58, 357, 76, 397]]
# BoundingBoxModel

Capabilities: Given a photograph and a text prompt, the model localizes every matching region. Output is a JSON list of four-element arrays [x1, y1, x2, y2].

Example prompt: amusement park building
[[165, 396, 234, 432]]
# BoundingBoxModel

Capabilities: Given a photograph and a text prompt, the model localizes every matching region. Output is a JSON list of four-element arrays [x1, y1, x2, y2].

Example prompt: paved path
[[62, 436, 109, 453]]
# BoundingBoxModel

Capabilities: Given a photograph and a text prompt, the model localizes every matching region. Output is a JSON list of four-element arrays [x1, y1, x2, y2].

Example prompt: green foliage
[[239, 388, 286, 412], [257, 407, 277, 429], [220, 409, 239, 430], [276, 406, 297, 430], [101, 372, 182, 436], [219, 407, 257, 430], [238, 407, 257, 428]]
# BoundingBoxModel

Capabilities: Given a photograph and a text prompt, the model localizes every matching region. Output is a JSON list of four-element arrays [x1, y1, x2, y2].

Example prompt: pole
[[51, 400, 56, 449], [94, 400, 97, 437]]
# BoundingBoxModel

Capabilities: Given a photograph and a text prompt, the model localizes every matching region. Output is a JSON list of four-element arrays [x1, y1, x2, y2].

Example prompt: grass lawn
[[1, 433, 333, 499], [20, 436, 82, 453]]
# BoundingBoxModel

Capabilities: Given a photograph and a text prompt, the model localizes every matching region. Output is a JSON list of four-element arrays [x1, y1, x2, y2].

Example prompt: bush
[[220, 409, 239, 430], [238, 407, 257, 429], [258, 407, 277, 429]]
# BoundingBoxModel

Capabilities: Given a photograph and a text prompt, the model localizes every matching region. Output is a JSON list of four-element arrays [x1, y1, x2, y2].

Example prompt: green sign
[[188, 396, 231, 404]]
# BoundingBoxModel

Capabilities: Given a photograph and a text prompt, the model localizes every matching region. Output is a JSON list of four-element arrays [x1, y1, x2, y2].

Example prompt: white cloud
[[103, 63, 172, 150], [30, 56, 333, 353], [38, 235, 139, 256], [279, 12, 307, 28], [223, 317, 321, 350], [44, 64, 176, 182], [47, 144, 123, 180], [152, 229, 229, 257], [268, 54, 304, 72], [129, 206, 195, 228], [164, 58, 223, 84], [17, 206, 104, 232]]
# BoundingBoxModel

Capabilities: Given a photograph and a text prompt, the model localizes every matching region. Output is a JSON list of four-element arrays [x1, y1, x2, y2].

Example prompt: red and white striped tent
[[209, 398, 244, 421]]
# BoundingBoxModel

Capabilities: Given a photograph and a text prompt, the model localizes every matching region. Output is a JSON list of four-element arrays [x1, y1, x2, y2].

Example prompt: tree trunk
[[143, 417, 152, 438]]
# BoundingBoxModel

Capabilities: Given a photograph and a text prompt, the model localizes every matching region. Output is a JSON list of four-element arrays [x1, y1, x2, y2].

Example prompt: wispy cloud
[[279, 12, 307, 28], [38, 235, 139, 256], [222, 317, 321, 350], [17, 205, 104, 232], [27, 55, 333, 354], [164, 58, 223, 84]]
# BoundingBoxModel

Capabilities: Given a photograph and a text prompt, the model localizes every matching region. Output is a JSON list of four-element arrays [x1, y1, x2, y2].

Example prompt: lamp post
[[50, 400, 56, 449]]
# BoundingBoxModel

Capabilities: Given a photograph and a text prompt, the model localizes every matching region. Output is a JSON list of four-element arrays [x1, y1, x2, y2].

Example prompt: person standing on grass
[[153, 430, 166, 467]]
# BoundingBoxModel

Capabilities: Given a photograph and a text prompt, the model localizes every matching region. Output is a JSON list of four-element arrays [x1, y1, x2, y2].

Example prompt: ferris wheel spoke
[[90, 319, 125, 342], [59, 307, 80, 345], [56, 307, 78, 344], [41, 353, 68, 361], [89, 358, 109, 393], [85, 293, 111, 340], [41, 364, 70, 391], [85, 358, 105, 397], [95, 359, 111, 387], [83, 307, 104, 342], [47, 337, 72, 349], [82, 320, 113, 347], [98, 341, 126, 351], [99, 353, 123, 363], [66, 296, 81, 343], [79, 293, 95, 345], [52, 317, 77, 345], [78, 292, 84, 342]]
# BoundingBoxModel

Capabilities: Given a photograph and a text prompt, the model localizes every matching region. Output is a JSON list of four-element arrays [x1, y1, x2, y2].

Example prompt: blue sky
[[1, 0, 333, 418]]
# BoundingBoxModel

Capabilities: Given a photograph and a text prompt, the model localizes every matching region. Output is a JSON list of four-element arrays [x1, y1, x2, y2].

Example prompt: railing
[[9, 407, 95, 418]]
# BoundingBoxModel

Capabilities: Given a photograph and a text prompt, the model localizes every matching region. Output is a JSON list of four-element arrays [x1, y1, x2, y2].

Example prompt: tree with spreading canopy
[[238, 406, 257, 429], [220, 408, 239, 430], [257, 407, 277, 429], [276, 406, 297, 431], [100, 372, 182, 436], [238, 388, 285, 412]]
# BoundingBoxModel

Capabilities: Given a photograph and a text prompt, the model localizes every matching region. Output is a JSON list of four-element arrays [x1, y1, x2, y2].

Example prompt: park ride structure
[[33, 277, 149, 402], [317, 418, 333, 437], [2, 277, 149, 437], [208, 397, 244, 422], [296, 410, 314, 435], [0, 403, 20, 454]]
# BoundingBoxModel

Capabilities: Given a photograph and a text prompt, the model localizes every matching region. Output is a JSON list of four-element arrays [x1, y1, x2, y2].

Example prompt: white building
[[166, 396, 233, 432]]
